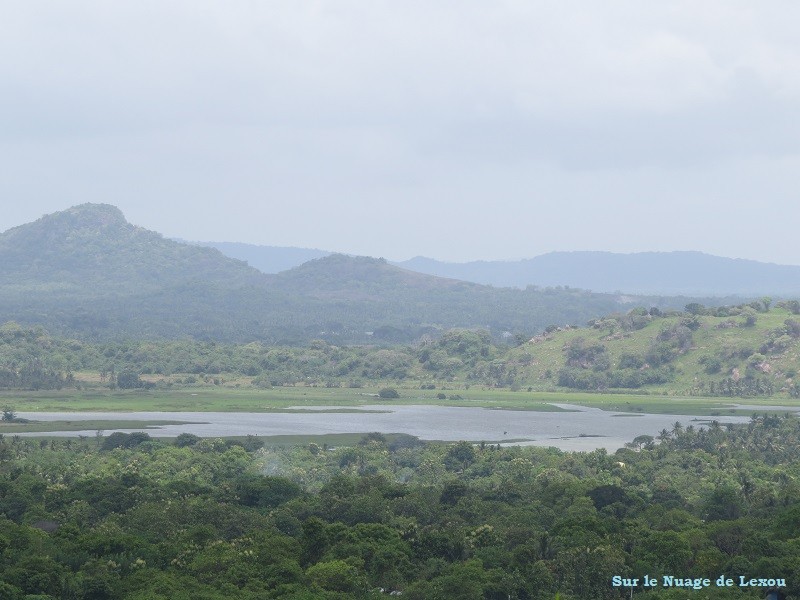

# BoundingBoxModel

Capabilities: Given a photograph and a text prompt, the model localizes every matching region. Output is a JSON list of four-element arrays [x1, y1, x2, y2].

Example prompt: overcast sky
[[2, 2, 799, 263]]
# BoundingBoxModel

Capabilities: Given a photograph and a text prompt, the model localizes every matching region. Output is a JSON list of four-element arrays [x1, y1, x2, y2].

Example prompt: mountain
[[398, 251, 800, 296], [0, 204, 264, 293], [0, 204, 741, 343], [193, 241, 330, 274], [275, 254, 465, 297], [271, 254, 654, 341]]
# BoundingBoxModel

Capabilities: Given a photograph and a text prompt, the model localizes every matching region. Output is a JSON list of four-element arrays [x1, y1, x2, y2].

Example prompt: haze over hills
[[197, 241, 330, 275], [0, 204, 748, 343], [398, 252, 800, 296], [190, 240, 800, 297], [0, 204, 264, 293]]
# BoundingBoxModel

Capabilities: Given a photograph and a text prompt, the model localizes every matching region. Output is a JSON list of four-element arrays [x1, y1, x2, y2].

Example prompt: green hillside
[[507, 301, 800, 397]]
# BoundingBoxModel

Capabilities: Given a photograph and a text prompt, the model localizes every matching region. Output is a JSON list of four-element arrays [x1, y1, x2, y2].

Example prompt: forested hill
[[0, 204, 739, 343], [272, 254, 647, 341], [398, 251, 800, 295], [0, 204, 264, 293], [276, 254, 471, 297]]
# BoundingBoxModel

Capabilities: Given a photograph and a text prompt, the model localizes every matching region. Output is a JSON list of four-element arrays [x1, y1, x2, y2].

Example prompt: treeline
[[3, 300, 800, 396], [2, 416, 800, 598], [0, 324, 518, 390], [0, 279, 642, 345]]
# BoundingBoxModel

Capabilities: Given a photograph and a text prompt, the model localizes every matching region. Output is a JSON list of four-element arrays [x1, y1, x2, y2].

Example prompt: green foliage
[[306, 559, 367, 594], [235, 475, 303, 508], [117, 371, 145, 389], [174, 433, 201, 448], [564, 338, 609, 371], [101, 431, 152, 451], [685, 303, 707, 315], [444, 441, 477, 471], [3, 299, 800, 398], [1, 416, 800, 597]]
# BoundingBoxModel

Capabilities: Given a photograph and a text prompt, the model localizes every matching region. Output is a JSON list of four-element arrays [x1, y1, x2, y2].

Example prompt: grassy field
[[0, 419, 197, 434], [3, 386, 798, 416]]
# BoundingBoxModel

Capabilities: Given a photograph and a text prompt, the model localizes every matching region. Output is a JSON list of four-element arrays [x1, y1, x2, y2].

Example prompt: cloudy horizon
[[3, 2, 799, 264]]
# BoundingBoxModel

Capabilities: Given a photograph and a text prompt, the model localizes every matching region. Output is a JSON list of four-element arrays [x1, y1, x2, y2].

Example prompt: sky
[[2, 1, 800, 264]]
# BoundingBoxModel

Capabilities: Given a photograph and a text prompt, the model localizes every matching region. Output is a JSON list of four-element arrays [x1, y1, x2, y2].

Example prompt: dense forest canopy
[[1, 415, 798, 598]]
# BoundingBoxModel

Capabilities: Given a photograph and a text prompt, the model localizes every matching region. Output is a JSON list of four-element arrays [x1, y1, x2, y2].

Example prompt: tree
[[445, 441, 477, 471], [306, 560, 367, 595], [785, 300, 800, 315], [117, 371, 143, 389], [685, 303, 706, 315], [628, 434, 655, 450], [175, 433, 200, 448]]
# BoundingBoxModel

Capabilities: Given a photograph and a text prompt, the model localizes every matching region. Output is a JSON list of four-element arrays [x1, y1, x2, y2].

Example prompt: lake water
[[17, 403, 795, 451]]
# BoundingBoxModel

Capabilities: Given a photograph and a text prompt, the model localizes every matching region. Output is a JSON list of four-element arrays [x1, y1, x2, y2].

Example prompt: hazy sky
[[2, 2, 799, 263]]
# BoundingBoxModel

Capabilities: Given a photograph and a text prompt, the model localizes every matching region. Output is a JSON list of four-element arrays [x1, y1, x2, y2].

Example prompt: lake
[[17, 403, 792, 451]]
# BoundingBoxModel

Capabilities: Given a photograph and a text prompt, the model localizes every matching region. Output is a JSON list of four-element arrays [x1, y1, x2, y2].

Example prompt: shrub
[[175, 433, 200, 448], [117, 371, 143, 389]]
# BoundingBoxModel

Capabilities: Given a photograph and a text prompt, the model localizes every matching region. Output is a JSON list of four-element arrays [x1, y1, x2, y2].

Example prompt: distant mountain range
[[396, 252, 800, 296], [3, 203, 703, 343], [188, 240, 800, 296]]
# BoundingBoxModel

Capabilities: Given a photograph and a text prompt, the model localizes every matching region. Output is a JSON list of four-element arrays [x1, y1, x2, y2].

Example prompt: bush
[[102, 431, 152, 451], [175, 433, 200, 448], [251, 376, 272, 389], [101, 432, 130, 450], [378, 388, 399, 399], [235, 475, 302, 508], [618, 353, 644, 369], [117, 371, 144, 389], [702, 357, 722, 374]]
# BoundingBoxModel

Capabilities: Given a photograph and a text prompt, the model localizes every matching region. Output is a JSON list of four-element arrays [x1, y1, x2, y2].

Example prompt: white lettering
[[662, 576, 709, 590], [738, 577, 787, 587]]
